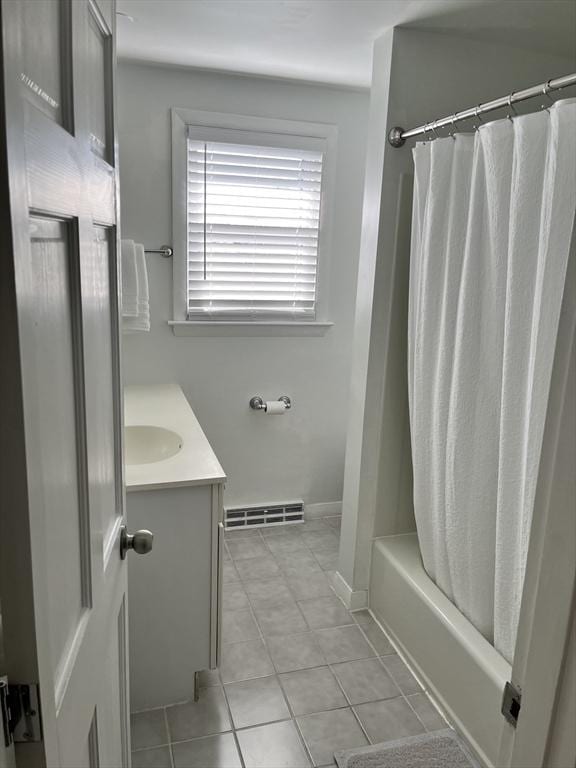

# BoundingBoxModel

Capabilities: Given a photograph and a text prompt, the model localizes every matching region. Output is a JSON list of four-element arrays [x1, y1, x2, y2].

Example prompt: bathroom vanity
[[124, 384, 226, 711]]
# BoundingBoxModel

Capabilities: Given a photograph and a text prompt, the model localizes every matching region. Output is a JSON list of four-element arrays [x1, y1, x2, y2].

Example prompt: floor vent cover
[[224, 501, 304, 530]]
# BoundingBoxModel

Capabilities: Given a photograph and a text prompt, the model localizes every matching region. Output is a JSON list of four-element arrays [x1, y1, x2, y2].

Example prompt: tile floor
[[131, 517, 448, 768]]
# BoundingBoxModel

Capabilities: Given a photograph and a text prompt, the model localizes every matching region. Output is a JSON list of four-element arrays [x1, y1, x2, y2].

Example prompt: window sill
[[168, 321, 334, 338]]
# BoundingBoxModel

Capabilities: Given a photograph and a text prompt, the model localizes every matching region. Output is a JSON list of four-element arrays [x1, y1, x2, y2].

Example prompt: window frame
[[170, 107, 337, 337]]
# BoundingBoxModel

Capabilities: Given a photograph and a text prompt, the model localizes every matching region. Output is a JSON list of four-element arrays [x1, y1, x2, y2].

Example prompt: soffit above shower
[[116, 0, 575, 89]]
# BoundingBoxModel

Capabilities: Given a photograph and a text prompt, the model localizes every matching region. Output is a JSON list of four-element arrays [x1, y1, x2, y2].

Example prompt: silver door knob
[[120, 526, 154, 559]]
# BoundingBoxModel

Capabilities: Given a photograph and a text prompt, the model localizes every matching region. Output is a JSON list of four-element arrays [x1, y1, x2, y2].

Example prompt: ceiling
[[116, 0, 576, 88]]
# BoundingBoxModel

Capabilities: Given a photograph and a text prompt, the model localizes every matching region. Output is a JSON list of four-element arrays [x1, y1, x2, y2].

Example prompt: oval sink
[[124, 425, 183, 466]]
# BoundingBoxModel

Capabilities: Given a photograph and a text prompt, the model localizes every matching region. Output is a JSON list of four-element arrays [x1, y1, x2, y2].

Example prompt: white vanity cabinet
[[124, 385, 225, 711]]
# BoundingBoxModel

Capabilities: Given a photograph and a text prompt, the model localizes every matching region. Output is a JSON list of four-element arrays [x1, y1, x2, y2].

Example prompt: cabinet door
[[127, 486, 212, 709]]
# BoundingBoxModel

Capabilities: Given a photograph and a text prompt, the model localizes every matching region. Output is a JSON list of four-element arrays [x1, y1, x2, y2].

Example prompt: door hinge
[[0, 681, 42, 746], [501, 680, 522, 728]]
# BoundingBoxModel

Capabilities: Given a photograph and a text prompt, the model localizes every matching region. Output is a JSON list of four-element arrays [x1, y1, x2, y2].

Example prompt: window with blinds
[[187, 136, 324, 320]]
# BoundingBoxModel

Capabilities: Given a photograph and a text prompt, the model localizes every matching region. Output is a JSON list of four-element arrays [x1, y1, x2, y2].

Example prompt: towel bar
[[144, 245, 173, 258]]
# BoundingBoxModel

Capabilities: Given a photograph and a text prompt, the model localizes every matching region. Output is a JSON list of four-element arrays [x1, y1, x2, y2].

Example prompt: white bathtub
[[370, 533, 511, 768]]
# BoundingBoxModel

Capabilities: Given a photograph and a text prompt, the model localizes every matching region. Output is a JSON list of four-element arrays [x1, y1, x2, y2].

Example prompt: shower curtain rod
[[388, 72, 576, 147]]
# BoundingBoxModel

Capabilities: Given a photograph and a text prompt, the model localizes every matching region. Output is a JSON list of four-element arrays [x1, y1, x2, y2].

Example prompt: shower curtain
[[408, 98, 576, 663]]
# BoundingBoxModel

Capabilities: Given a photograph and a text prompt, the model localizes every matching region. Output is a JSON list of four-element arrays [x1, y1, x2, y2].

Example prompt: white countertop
[[124, 384, 226, 492]]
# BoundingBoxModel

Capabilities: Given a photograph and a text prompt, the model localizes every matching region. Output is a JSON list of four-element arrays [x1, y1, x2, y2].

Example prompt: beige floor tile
[[297, 596, 352, 630], [253, 601, 308, 637], [266, 632, 326, 673], [222, 609, 260, 643], [381, 655, 422, 695], [407, 693, 447, 731], [220, 639, 274, 684], [280, 667, 347, 715], [314, 626, 375, 664], [354, 697, 425, 743], [237, 720, 311, 768], [331, 658, 400, 705], [297, 708, 367, 766], [225, 676, 290, 729], [131, 746, 172, 768], [172, 733, 242, 768], [167, 688, 232, 742], [130, 709, 168, 750]]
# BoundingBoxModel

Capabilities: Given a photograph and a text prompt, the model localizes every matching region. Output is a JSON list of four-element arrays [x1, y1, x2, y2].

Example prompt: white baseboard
[[305, 501, 342, 519], [332, 570, 368, 610]]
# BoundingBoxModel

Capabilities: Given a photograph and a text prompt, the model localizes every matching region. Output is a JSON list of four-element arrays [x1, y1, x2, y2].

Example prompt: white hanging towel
[[122, 242, 150, 332], [121, 238, 138, 317]]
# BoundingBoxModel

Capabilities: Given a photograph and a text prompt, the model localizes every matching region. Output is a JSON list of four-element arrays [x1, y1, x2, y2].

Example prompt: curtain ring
[[424, 122, 433, 143], [541, 79, 554, 111], [507, 92, 518, 121], [542, 80, 554, 102], [431, 119, 440, 140], [449, 114, 457, 140], [473, 105, 484, 132]]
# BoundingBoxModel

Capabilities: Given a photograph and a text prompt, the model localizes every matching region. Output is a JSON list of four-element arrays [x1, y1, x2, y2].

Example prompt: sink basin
[[124, 425, 183, 465]]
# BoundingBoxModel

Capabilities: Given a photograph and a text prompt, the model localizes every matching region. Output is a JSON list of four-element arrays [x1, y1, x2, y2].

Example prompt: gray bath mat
[[334, 729, 479, 768]]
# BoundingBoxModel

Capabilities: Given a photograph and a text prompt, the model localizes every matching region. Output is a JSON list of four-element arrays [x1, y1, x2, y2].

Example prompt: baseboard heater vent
[[224, 501, 304, 530]]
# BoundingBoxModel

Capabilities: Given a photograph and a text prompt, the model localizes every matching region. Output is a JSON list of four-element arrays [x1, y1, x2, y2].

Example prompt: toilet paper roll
[[265, 401, 287, 415]]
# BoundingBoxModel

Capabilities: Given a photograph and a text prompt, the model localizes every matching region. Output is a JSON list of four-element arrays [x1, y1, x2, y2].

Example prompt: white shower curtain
[[408, 98, 576, 663]]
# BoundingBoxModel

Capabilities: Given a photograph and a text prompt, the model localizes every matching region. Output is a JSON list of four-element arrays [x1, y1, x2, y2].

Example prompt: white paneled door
[[0, 1, 130, 766]]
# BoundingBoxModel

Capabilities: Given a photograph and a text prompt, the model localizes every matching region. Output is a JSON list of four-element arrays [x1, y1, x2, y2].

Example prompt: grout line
[[292, 717, 316, 767], [131, 742, 171, 752], [349, 618, 440, 741], [422, 690, 451, 727], [169, 728, 233, 746], [404, 690, 451, 733], [352, 617, 400, 666], [163, 707, 175, 768], [218, 672, 247, 768], [354, 624, 427, 744], [260, 652, 315, 765], [323, 660, 372, 744], [349, 705, 373, 746], [360, 608, 432, 695], [231, 729, 246, 768], [403, 692, 432, 733], [130, 705, 165, 716]]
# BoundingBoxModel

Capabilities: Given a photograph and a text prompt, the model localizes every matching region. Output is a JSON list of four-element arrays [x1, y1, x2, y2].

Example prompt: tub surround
[[124, 384, 225, 711], [124, 383, 226, 492]]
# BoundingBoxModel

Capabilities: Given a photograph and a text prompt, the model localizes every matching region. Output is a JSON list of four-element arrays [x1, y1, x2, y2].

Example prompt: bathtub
[[370, 533, 511, 768]]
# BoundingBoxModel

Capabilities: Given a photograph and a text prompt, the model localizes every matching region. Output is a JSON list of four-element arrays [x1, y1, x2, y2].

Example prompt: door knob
[[120, 526, 154, 559]]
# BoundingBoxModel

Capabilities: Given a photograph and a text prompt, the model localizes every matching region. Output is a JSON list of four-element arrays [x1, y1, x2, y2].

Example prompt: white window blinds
[[187, 136, 324, 319]]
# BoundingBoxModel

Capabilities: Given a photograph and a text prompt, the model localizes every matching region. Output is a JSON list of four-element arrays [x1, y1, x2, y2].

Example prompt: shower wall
[[337, 23, 575, 605]]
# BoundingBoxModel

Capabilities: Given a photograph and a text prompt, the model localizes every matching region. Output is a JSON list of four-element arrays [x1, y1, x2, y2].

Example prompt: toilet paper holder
[[249, 395, 292, 412]]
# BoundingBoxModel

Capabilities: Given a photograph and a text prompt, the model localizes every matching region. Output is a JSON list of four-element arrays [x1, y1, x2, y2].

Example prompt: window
[[170, 110, 336, 335], [186, 135, 324, 321]]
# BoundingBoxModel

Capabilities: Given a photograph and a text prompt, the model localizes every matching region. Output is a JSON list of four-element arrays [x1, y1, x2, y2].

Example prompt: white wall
[[337, 25, 575, 602], [118, 62, 369, 509]]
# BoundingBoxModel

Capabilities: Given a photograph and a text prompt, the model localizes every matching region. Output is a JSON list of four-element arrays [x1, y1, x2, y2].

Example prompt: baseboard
[[305, 501, 342, 519], [332, 570, 368, 610]]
